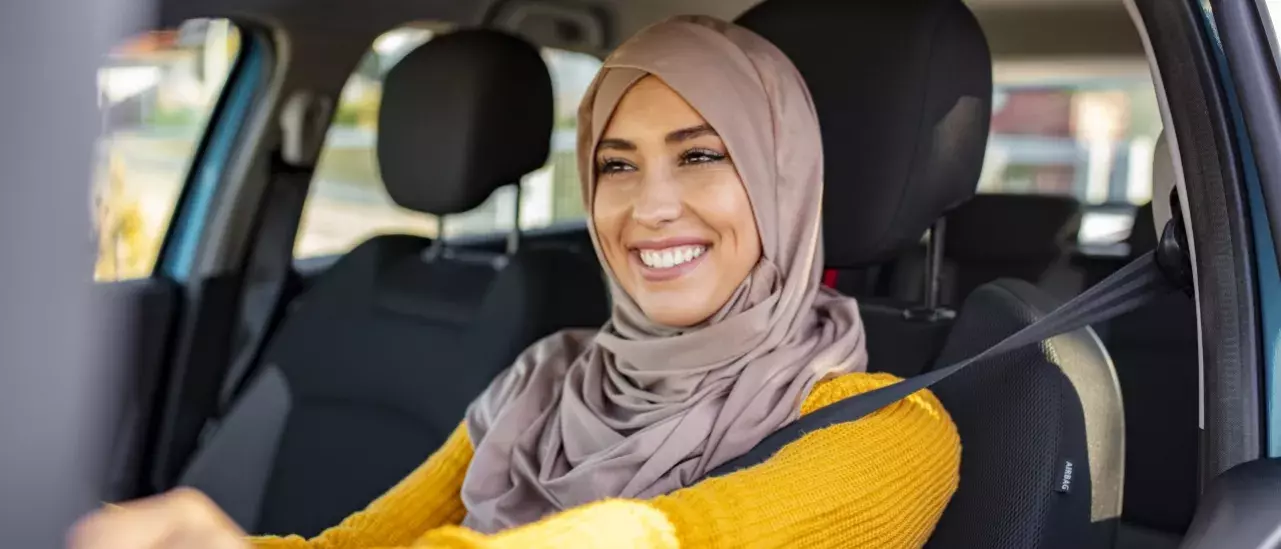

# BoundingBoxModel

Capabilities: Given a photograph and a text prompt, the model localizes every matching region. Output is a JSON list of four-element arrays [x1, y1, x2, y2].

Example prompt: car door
[[90, 18, 271, 502]]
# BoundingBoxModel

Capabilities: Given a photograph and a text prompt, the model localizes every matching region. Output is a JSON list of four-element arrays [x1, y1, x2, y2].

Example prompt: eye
[[596, 158, 636, 177], [680, 148, 728, 166]]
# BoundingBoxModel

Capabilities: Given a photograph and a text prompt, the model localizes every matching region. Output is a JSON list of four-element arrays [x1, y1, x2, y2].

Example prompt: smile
[[637, 245, 706, 269]]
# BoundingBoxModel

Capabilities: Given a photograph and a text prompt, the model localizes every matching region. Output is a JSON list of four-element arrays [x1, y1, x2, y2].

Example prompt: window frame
[[155, 21, 270, 281]]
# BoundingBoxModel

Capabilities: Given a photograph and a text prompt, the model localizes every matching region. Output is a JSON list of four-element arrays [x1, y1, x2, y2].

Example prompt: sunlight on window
[[94, 19, 241, 281], [980, 62, 1162, 245]]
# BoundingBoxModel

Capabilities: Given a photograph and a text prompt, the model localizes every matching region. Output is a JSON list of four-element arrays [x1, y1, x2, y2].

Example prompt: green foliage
[[143, 107, 203, 128]]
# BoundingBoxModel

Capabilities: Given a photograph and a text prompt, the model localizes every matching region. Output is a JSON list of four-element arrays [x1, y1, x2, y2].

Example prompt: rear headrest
[[377, 29, 553, 216], [737, 0, 992, 267], [944, 194, 1082, 262]]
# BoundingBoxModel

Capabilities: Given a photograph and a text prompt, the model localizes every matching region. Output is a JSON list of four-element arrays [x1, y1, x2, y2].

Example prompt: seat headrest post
[[377, 29, 552, 218], [737, 0, 992, 267], [507, 183, 522, 255], [925, 218, 947, 310]]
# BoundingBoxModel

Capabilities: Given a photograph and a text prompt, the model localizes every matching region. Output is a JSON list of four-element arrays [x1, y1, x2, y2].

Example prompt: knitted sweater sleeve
[[250, 372, 960, 548]]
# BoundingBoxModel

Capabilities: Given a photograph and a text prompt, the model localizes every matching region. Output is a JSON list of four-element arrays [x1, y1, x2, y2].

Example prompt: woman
[[71, 16, 960, 548]]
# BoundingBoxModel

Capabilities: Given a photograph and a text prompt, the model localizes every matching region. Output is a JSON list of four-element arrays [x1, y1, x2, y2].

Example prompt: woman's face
[[592, 76, 762, 327]]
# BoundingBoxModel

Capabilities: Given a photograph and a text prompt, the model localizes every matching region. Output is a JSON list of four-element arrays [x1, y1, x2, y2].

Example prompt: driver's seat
[[738, 0, 1124, 547]]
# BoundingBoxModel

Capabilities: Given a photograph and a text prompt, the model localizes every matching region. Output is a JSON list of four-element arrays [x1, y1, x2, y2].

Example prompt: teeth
[[639, 245, 706, 269]]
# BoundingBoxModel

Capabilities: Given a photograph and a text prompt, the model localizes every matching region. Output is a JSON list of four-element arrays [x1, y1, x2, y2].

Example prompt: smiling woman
[[70, 15, 958, 549], [591, 76, 762, 327]]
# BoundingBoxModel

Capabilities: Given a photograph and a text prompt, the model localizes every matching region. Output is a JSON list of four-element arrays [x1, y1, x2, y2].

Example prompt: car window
[[293, 26, 602, 260], [94, 18, 241, 281], [979, 64, 1163, 246]]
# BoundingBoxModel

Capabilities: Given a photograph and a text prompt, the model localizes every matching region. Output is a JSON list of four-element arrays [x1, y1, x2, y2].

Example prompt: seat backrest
[[928, 279, 1122, 548], [179, 29, 609, 536], [739, 1, 1124, 546], [945, 194, 1084, 302], [889, 194, 1085, 306]]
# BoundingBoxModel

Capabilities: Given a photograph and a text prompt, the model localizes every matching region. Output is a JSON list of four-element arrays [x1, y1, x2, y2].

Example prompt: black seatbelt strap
[[203, 91, 331, 435], [709, 251, 1179, 477], [213, 154, 310, 417]]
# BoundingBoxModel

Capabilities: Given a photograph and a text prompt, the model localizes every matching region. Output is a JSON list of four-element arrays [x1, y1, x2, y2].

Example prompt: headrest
[[737, 0, 992, 267], [377, 29, 553, 216], [944, 194, 1082, 262]]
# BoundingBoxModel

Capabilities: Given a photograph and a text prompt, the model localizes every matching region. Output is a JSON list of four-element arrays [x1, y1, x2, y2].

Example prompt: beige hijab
[[460, 15, 868, 533]]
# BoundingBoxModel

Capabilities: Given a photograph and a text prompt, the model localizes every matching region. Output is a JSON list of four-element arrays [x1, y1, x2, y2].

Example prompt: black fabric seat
[[889, 194, 1086, 307], [179, 29, 609, 536], [896, 191, 1086, 303], [738, 0, 1124, 547]]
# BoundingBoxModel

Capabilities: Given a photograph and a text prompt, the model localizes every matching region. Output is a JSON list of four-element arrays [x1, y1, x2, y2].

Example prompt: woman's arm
[[248, 422, 474, 549], [651, 372, 960, 548], [418, 372, 960, 549]]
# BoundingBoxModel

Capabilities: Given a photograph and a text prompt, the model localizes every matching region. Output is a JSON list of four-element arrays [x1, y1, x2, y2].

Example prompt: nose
[[631, 170, 682, 228]]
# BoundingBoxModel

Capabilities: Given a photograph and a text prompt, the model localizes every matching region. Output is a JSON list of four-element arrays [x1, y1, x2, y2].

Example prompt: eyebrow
[[596, 125, 719, 154], [666, 124, 717, 143], [597, 138, 636, 152]]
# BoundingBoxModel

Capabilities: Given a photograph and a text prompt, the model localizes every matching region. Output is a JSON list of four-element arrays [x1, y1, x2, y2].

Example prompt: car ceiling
[[157, 0, 1146, 62]]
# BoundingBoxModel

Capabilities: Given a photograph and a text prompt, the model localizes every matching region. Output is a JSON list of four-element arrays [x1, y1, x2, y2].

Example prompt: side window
[[293, 26, 602, 260], [94, 19, 241, 281], [978, 69, 1163, 246]]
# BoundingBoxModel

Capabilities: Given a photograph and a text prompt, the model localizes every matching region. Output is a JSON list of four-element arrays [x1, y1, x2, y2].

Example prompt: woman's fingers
[[68, 488, 248, 549]]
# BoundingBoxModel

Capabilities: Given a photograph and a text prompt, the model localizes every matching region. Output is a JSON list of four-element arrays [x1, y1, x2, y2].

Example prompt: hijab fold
[[459, 16, 868, 533]]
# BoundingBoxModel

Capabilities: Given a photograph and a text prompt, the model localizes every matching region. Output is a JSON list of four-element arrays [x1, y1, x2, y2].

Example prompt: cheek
[[591, 185, 632, 260], [691, 174, 761, 262]]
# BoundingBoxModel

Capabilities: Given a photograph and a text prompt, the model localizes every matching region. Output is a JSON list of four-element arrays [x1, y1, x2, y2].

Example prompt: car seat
[[738, 0, 1125, 546], [178, 29, 609, 536]]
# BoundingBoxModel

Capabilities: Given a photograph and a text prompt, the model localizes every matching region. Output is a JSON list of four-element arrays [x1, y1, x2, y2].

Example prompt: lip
[[627, 239, 712, 283]]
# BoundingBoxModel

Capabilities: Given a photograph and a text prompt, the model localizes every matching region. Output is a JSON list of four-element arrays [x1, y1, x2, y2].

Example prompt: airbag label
[[1056, 460, 1074, 493]]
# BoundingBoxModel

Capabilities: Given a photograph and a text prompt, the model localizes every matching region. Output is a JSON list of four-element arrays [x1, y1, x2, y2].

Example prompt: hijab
[[459, 15, 868, 533]]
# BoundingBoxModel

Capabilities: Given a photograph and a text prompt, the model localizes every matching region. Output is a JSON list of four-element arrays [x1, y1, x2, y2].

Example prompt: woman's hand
[[68, 488, 248, 549]]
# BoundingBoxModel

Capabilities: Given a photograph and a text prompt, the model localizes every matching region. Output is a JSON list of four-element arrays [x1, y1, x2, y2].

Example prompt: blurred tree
[[93, 154, 155, 280]]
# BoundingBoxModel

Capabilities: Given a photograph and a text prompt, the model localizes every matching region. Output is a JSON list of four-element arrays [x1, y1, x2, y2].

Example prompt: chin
[[639, 298, 713, 328]]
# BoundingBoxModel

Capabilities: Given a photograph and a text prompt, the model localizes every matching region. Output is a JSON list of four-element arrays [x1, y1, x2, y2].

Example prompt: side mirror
[[1181, 458, 1281, 548]]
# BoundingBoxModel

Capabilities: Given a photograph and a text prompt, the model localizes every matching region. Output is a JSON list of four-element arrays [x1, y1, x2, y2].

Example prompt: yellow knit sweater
[[248, 372, 959, 548]]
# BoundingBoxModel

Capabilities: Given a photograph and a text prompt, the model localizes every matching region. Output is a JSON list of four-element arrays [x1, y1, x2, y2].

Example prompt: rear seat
[[179, 29, 609, 536], [888, 193, 1085, 306]]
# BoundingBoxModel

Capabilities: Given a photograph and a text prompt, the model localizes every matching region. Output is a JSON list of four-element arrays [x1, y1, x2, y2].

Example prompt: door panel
[[94, 278, 181, 501]]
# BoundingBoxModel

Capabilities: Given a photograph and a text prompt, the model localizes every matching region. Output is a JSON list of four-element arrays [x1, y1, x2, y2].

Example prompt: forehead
[[603, 76, 710, 138]]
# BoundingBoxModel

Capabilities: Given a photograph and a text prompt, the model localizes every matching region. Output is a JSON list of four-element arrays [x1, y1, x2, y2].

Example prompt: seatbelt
[[210, 91, 333, 424], [709, 249, 1182, 477], [214, 155, 309, 415]]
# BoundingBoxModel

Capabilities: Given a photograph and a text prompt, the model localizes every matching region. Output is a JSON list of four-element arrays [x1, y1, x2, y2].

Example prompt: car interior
[[79, 0, 1279, 547]]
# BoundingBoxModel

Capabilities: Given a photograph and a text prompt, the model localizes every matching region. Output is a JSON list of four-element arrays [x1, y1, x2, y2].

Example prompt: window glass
[[979, 65, 1163, 245], [94, 19, 241, 281], [294, 26, 602, 259]]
